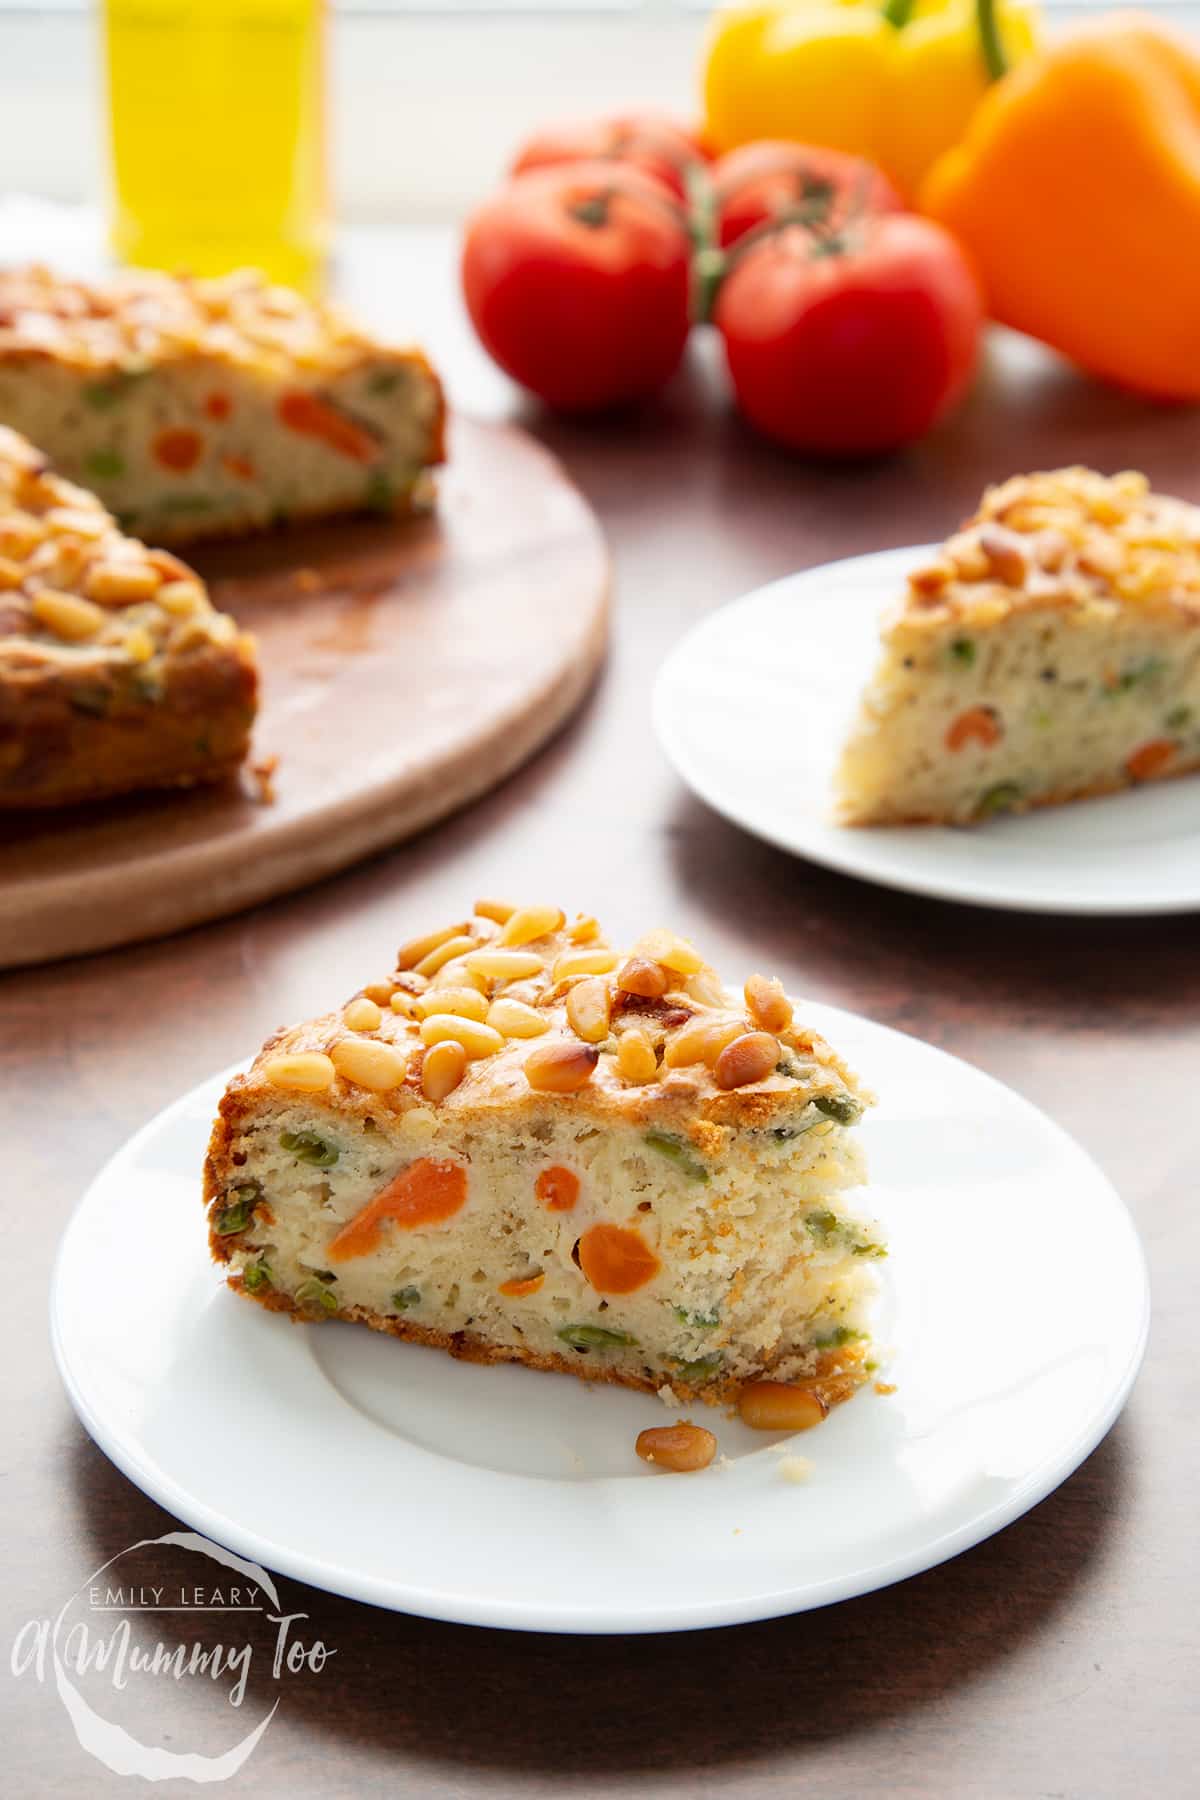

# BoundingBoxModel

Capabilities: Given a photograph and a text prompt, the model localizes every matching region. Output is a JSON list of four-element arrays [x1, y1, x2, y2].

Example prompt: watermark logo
[[10, 1531, 335, 1782]]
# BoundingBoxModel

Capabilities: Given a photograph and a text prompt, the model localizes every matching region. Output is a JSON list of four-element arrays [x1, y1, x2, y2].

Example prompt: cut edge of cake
[[836, 467, 1200, 827], [203, 903, 884, 1412], [0, 265, 446, 546]]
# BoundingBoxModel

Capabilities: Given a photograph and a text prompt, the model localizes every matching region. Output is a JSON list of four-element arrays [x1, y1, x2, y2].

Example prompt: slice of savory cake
[[836, 468, 1200, 825], [204, 902, 883, 1410], [0, 424, 257, 807], [0, 265, 445, 545]]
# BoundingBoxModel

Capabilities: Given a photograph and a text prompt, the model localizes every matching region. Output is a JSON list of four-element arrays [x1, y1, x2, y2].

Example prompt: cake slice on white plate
[[204, 900, 883, 1415], [836, 467, 1200, 825]]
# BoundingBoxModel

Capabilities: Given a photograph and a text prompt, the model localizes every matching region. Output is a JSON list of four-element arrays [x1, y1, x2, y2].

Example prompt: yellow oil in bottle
[[103, 0, 329, 293]]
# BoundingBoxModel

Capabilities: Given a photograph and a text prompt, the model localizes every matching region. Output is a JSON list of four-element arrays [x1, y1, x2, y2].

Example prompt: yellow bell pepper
[[701, 0, 1041, 201]]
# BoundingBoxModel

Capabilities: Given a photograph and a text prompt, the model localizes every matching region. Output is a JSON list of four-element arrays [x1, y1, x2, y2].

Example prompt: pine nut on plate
[[738, 1382, 828, 1432], [635, 1423, 717, 1473]]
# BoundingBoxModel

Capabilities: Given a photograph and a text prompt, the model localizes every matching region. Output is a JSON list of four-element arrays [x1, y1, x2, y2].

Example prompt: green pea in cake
[[836, 468, 1200, 825], [0, 264, 444, 545], [204, 902, 883, 1410]]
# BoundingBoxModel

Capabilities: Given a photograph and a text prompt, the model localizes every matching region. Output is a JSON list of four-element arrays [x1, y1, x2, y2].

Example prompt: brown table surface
[[5, 229, 1196, 1797]]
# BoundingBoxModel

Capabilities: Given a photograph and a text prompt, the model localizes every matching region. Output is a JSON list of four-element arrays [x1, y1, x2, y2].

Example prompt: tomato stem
[[569, 192, 614, 229]]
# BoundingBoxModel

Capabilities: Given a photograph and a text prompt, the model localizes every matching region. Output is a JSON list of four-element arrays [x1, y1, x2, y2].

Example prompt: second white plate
[[653, 547, 1200, 914], [51, 1004, 1148, 1634]]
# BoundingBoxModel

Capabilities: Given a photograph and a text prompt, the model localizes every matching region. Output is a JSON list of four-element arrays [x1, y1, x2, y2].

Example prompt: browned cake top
[[0, 424, 242, 671], [895, 468, 1200, 637], [0, 264, 413, 379], [238, 900, 867, 1144]]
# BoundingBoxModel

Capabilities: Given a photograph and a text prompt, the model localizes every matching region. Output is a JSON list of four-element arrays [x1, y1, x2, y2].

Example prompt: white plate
[[653, 547, 1200, 914], [52, 1007, 1148, 1635]]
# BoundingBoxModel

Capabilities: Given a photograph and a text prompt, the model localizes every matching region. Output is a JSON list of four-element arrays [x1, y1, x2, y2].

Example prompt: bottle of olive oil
[[103, 0, 328, 293]]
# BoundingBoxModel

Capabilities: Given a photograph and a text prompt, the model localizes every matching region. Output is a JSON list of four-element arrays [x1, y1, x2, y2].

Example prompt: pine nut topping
[[738, 1381, 828, 1432], [85, 561, 161, 605], [664, 1016, 746, 1070], [342, 996, 383, 1032], [553, 947, 618, 980], [474, 897, 516, 924], [0, 555, 23, 590], [362, 981, 396, 1006], [635, 1422, 717, 1473], [498, 904, 565, 948], [713, 1031, 779, 1090], [616, 1028, 657, 1084], [487, 997, 550, 1038], [396, 922, 470, 971], [978, 525, 1028, 588], [420, 1014, 505, 1059], [412, 987, 489, 1022], [464, 948, 544, 981], [262, 1051, 337, 1092], [565, 975, 612, 1043], [431, 958, 488, 993], [414, 934, 477, 978], [567, 914, 600, 943], [124, 626, 155, 663], [330, 1037, 407, 1091], [389, 990, 418, 1018], [31, 588, 104, 640], [744, 974, 793, 1035], [617, 957, 669, 999], [633, 929, 705, 975], [686, 967, 728, 1008], [422, 1038, 467, 1101], [523, 1038, 599, 1093], [156, 579, 206, 616]]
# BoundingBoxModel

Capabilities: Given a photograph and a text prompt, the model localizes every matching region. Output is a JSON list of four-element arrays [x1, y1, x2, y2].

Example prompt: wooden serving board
[[0, 417, 609, 969]]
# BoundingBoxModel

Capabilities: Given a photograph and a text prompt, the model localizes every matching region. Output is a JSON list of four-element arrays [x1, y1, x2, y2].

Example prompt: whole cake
[[837, 468, 1200, 825], [0, 424, 256, 807], [204, 901, 883, 1407], [0, 265, 445, 544]]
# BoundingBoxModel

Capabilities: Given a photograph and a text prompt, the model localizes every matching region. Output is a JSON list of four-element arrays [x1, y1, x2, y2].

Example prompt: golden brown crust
[[218, 944, 863, 1141], [0, 265, 442, 385], [895, 467, 1200, 638]]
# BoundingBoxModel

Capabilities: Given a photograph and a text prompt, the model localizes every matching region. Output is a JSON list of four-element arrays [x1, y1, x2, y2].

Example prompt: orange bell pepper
[[922, 12, 1200, 400]]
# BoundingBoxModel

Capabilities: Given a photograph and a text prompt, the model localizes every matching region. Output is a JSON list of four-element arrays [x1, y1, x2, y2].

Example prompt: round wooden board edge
[[1, 429, 611, 970]]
